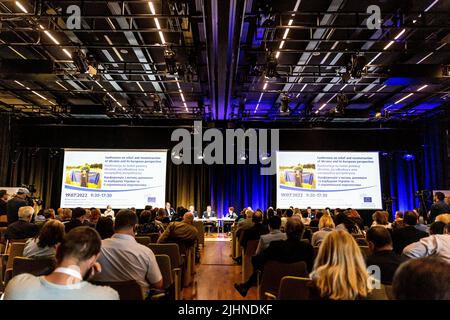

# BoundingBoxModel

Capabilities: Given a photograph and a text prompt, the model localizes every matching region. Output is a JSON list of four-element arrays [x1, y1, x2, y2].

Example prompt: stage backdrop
[[1, 121, 448, 217]]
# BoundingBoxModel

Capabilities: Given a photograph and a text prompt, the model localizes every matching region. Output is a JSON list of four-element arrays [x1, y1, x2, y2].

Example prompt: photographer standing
[[6, 188, 30, 224]]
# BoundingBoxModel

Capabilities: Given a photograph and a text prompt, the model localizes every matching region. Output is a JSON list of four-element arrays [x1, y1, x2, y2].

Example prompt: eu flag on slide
[[364, 197, 372, 203]]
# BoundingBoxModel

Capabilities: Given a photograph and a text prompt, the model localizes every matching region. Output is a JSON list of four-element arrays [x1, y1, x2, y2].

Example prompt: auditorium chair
[[277, 276, 312, 300], [154, 254, 176, 299], [148, 243, 182, 297], [193, 221, 205, 246], [241, 239, 259, 282], [12, 256, 56, 278], [257, 261, 308, 300], [2, 242, 27, 285], [90, 280, 143, 300], [183, 244, 196, 287], [135, 236, 151, 246], [136, 233, 160, 243]]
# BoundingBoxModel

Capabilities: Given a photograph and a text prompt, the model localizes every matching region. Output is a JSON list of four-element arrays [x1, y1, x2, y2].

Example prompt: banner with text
[[276, 151, 382, 209], [60, 149, 167, 209]]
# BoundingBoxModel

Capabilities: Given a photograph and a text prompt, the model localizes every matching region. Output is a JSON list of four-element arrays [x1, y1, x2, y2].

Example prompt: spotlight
[[264, 51, 278, 78], [402, 153, 415, 161], [73, 49, 97, 77], [164, 47, 177, 75], [280, 95, 290, 113], [335, 93, 348, 114], [350, 54, 367, 79], [240, 152, 247, 161]]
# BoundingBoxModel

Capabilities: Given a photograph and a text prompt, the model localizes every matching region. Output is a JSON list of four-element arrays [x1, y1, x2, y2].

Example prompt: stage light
[[164, 47, 177, 75], [264, 51, 278, 78], [280, 95, 290, 113], [350, 55, 367, 79], [403, 153, 415, 161]]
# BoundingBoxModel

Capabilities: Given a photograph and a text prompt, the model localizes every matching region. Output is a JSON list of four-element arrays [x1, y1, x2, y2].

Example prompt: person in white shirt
[[4, 226, 119, 300], [402, 222, 450, 263], [103, 205, 115, 219], [91, 209, 163, 296]]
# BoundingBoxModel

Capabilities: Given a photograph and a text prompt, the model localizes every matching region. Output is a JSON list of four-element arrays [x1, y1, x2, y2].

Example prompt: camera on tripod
[[21, 184, 44, 206]]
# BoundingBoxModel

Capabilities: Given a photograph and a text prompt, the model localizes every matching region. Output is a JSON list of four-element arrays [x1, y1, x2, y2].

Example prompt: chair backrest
[[135, 236, 151, 246], [148, 243, 182, 268], [359, 246, 370, 257], [384, 284, 395, 300], [148, 233, 160, 243], [90, 280, 143, 300], [278, 276, 312, 300], [260, 260, 308, 299], [12, 257, 56, 277], [6, 242, 26, 270], [0, 215, 7, 224], [193, 221, 205, 245], [155, 254, 173, 289], [245, 239, 259, 256]]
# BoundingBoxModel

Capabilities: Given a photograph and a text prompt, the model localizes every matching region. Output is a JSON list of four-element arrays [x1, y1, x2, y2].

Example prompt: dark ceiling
[[0, 0, 449, 125]]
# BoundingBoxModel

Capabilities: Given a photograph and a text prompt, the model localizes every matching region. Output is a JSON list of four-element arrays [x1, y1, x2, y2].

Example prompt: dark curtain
[[210, 164, 275, 217], [9, 148, 63, 208], [0, 114, 12, 186], [166, 162, 210, 212]]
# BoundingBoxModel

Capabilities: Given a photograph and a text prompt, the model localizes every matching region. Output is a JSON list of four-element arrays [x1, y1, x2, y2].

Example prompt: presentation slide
[[276, 151, 382, 209], [60, 149, 167, 209]]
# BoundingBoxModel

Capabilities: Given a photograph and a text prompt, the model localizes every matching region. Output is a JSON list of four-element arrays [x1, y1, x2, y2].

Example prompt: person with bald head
[[157, 211, 198, 254]]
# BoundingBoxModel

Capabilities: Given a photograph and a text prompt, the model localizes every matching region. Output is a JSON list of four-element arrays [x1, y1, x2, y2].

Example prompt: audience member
[[280, 208, 293, 231], [429, 191, 450, 223], [92, 209, 163, 296], [402, 222, 450, 262], [236, 209, 255, 238], [371, 211, 392, 229], [309, 210, 324, 228], [255, 216, 286, 255], [239, 210, 269, 251], [95, 217, 114, 239], [6, 188, 30, 224], [4, 227, 119, 300], [234, 218, 314, 297], [365, 226, 407, 284], [23, 219, 65, 259], [88, 208, 101, 226], [157, 212, 198, 254], [335, 211, 362, 235], [60, 208, 72, 223], [310, 230, 374, 300], [392, 256, 450, 300], [435, 213, 450, 224], [392, 211, 404, 229], [300, 210, 311, 225], [136, 210, 161, 234], [311, 213, 335, 246], [5, 206, 39, 240], [64, 207, 88, 233], [391, 210, 428, 254], [0, 189, 8, 216], [43, 209, 56, 220], [348, 209, 365, 231], [103, 205, 115, 218]]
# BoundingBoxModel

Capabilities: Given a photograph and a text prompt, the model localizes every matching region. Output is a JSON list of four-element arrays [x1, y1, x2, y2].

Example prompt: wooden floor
[[182, 236, 257, 300]]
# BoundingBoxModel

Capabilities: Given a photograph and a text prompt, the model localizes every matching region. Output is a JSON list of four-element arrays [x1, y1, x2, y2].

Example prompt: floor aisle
[[183, 238, 257, 300]]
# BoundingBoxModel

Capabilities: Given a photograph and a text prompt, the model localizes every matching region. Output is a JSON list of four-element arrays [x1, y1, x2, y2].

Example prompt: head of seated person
[[285, 217, 304, 240], [403, 210, 418, 226], [96, 217, 114, 239], [252, 210, 263, 224], [72, 207, 87, 222], [429, 221, 446, 235], [19, 206, 35, 222], [435, 213, 450, 224], [114, 209, 138, 236], [245, 209, 254, 220], [43, 209, 56, 220], [183, 212, 194, 224], [318, 213, 335, 230], [139, 210, 152, 225], [268, 215, 281, 231], [38, 219, 65, 248], [393, 256, 450, 300], [366, 226, 393, 253], [285, 209, 294, 218]]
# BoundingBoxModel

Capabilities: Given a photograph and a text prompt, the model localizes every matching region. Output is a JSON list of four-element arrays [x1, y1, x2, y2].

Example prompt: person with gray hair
[[5, 206, 39, 240]]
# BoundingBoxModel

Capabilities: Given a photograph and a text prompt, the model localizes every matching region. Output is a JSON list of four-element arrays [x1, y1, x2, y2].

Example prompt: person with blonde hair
[[435, 213, 450, 224], [60, 208, 72, 222], [311, 213, 335, 246], [310, 230, 374, 300]]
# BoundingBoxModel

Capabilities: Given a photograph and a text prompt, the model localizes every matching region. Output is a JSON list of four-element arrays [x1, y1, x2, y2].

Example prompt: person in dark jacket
[[392, 210, 428, 254], [429, 192, 450, 223], [366, 226, 407, 284], [234, 217, 314, 297], [0, 189, 8, 216], [64, 207, 88, 233], [239, 210, 269, 250], [5, 206, 39, 240], [6, 188, 30, 224]]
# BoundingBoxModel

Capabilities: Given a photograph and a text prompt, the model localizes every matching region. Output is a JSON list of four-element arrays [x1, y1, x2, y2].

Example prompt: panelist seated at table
[[225, 207, 238, 220], [200, 205, 217, 219], [188, 205, 198, 217]]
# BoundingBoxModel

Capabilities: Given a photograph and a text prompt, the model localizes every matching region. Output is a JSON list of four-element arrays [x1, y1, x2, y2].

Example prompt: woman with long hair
[[310, 230, 373, 300], [311, 213, 335, 246]]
